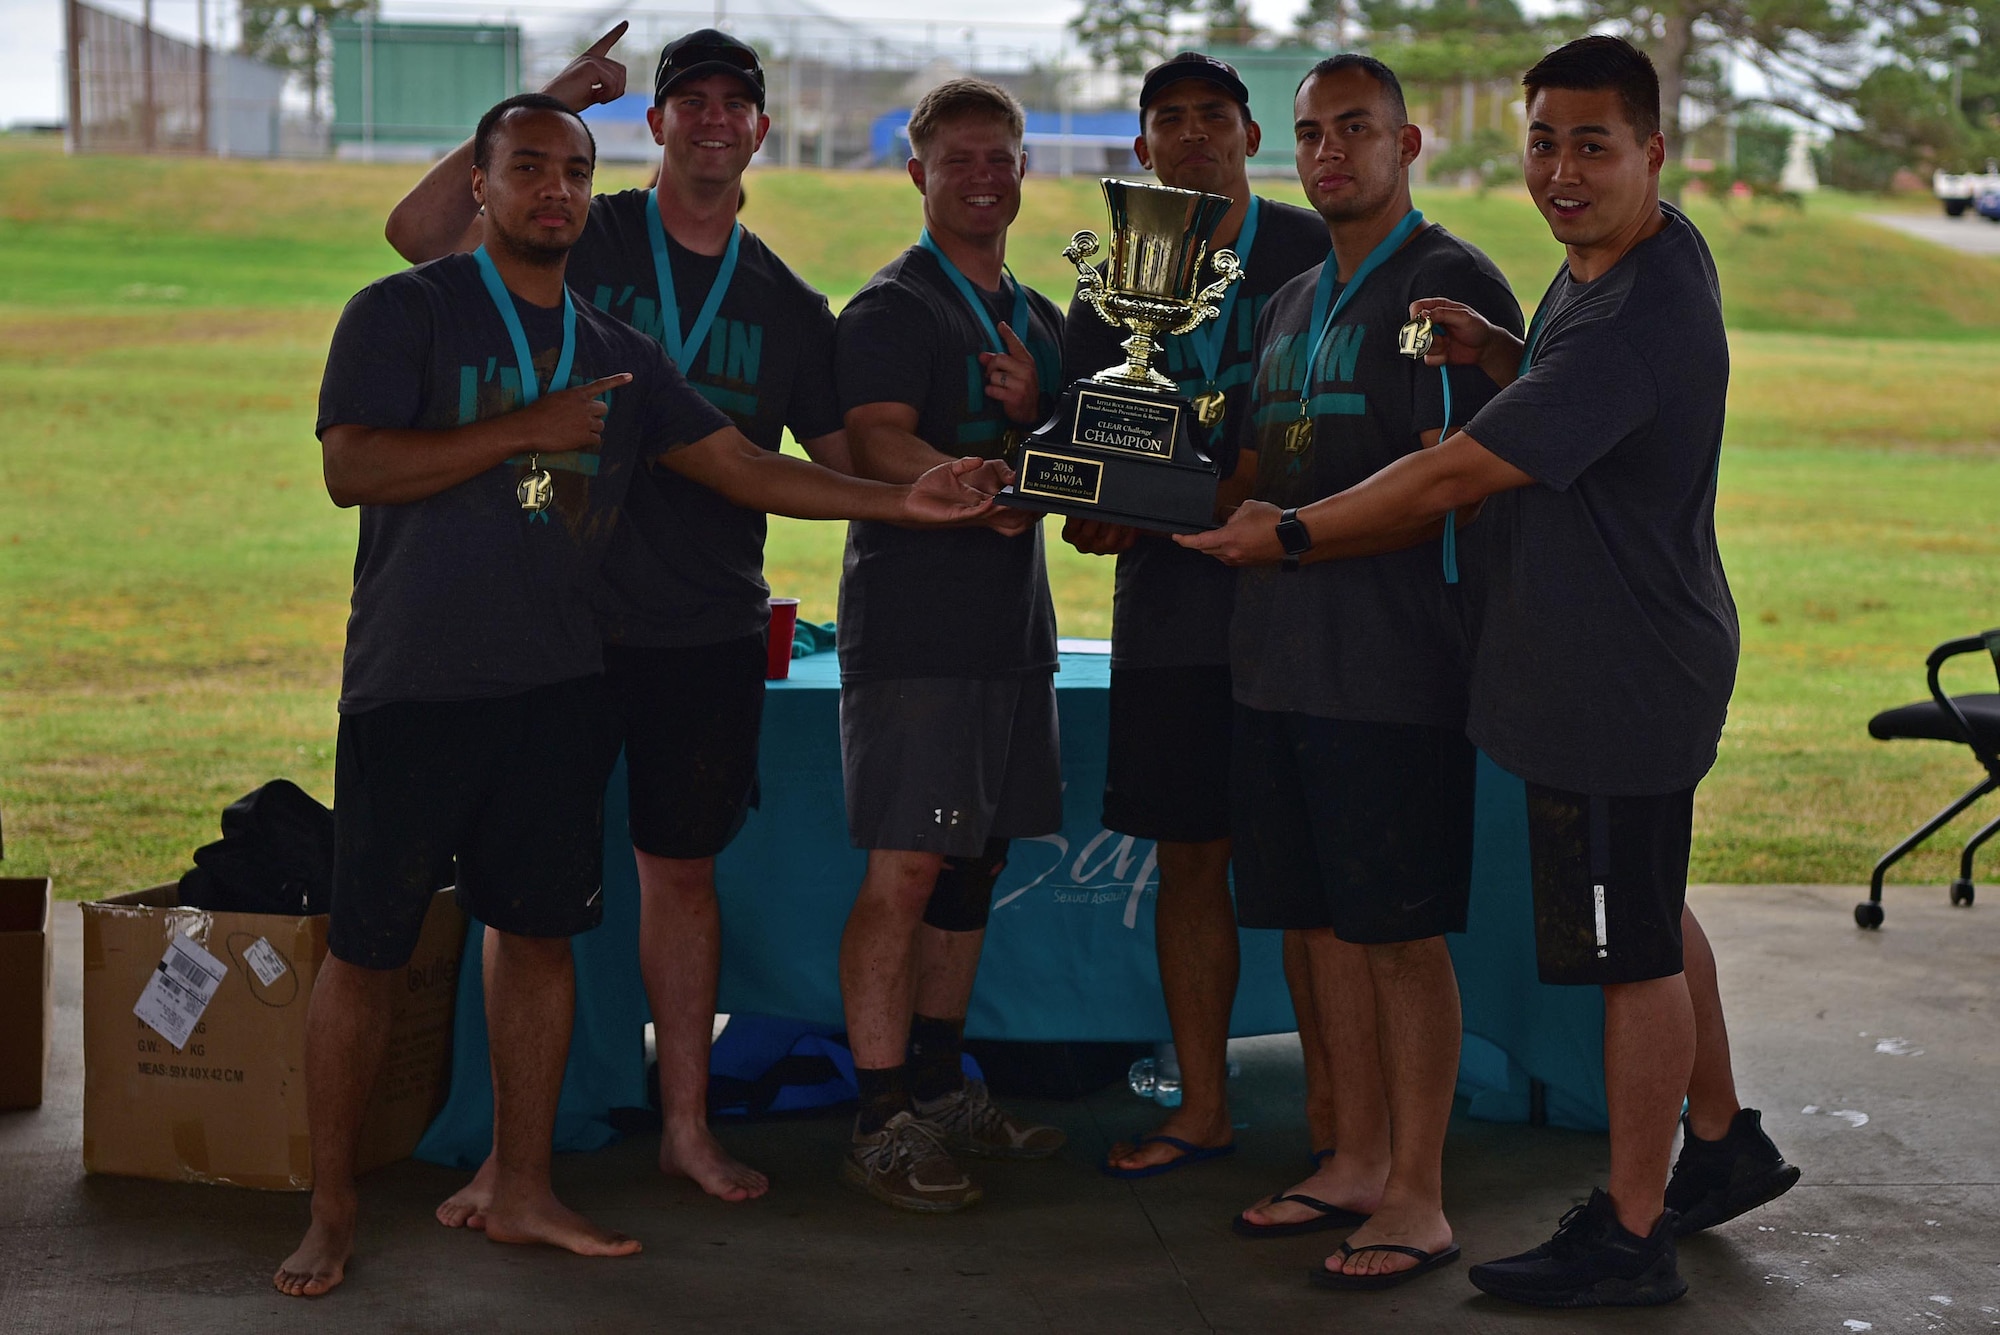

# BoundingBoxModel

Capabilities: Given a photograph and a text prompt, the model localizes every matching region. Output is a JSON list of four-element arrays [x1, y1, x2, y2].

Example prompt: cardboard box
[[0, 877, 55, 1109], [81, 884, 464, 1190]]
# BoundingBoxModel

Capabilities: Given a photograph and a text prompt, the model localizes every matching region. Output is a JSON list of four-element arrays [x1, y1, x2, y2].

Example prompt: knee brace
[[922, 838, 1010, 932]]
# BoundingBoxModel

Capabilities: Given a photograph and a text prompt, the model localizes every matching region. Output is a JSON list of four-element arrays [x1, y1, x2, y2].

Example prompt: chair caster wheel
[[1855, 902, 1885, 929], [1950, 879, 1974, 907]]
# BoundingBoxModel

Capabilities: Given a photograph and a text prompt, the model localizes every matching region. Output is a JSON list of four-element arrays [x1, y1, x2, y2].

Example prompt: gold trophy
[[996, 179, 1243, 533]]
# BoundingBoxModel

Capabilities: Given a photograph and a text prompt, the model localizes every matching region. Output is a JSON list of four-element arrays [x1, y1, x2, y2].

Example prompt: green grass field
[[3, 136, 1997, 898]]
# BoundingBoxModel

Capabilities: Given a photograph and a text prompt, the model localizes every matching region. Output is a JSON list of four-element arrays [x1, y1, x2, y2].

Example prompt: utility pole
[[197, 0, 211, 153], [141, 0, 156, 152], [64, 0, 83, 153]]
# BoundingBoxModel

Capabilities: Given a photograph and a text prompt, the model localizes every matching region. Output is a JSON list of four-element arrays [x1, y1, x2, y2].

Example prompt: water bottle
[[1128, 1046, 1237, 1103], [1152, 1042, 1182, 1109], [1126, 1056, 1158, 1098]]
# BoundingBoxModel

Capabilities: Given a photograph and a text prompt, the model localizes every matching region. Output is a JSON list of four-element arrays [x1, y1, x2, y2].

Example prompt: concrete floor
[[2, 883, 1995, 1333]]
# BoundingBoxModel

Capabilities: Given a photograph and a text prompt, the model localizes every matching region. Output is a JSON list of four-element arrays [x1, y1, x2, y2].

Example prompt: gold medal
[[1397, 316, 1435, 360], [1283, 413, 1313, 455], [1000, 428, 1023, 462], [517, 454, 554, 514], [1193, 389, 1227, 429]]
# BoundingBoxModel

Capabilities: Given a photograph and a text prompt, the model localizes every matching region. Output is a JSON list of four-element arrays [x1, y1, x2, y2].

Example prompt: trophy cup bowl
[[995, 179, 1245, 534], [1068, 179, 1242, 390]]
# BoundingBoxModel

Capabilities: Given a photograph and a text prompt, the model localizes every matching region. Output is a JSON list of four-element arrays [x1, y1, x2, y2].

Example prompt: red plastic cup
[[766, 598, 800, 679]]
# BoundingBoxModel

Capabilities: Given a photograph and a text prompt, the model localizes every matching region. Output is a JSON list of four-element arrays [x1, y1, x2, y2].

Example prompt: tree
[[239, 1, 376, 125], [1068, 0, 1261, 74], [1071, 0, 1193, 74]]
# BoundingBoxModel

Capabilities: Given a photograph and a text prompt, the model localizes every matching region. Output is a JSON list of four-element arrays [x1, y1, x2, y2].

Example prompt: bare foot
[[1323, 1199, 1453, 1279], [437, 1154, 498, 1230], [1238, 1152, 1386, 1229], [1105, 1104, 1233, 1174], [482, 1181, 642, 1258], [273, 1193, 356, 1298], [661, 1120, 768, 1201]]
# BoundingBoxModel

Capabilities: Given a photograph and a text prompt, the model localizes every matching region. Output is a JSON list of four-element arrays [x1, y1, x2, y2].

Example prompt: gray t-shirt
[[834, 244, 1064, 682], [1060, 198, 1329, 669], [1229, 223, 1522, 726], [1461, 203, 1739, 795], [568, 190, 844, 649], [316, 253, 730, 712]]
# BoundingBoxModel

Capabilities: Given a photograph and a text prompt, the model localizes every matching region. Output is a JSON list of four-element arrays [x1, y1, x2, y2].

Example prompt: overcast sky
[[0, 0, 1335, 128]]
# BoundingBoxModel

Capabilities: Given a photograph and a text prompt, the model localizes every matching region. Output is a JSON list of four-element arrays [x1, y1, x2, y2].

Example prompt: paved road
[[1866, 209, 2000, 256]]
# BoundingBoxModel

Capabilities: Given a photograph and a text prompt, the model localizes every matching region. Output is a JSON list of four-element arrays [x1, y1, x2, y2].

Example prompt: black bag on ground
[[177, 779, 336, 916]]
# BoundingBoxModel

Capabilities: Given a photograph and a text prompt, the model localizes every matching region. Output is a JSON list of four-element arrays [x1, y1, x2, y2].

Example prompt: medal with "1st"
[[518, 454, 554, 514], [1192, 389, 1227, 430], [1397, 316, 1435, 360]]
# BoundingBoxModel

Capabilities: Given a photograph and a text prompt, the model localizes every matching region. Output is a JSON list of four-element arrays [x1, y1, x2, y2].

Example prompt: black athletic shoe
[[1468, 1189, 1688, 1308], [1665, 1107, 1801, 1236]]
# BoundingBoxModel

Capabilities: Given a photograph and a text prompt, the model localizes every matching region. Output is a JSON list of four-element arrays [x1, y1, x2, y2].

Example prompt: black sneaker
[[1468, 1189, 1687, 1308], [1665, 1107, 1800, 1236]]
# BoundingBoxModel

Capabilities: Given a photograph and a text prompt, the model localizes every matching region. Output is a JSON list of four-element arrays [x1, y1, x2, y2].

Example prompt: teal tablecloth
[[417, 651, 1606, 1167]]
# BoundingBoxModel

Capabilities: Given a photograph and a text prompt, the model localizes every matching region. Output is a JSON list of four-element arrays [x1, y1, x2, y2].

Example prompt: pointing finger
[[997, 322, 1030, 359], [577, 373, 632, 397], [585, 21, 628, 58]]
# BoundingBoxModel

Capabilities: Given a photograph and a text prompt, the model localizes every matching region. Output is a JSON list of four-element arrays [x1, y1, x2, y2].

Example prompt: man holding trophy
[[831, 79, 1069, 1212], [1056, 53, 1331, 1178], [1190, 56, 1524, 1287]]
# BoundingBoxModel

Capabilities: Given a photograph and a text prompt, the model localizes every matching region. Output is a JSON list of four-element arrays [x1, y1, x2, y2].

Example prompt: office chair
[[1857, 627, 2000, 928]]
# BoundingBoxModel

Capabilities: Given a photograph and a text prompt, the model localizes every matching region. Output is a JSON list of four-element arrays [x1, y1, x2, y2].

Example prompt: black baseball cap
[[1138, 52, 1250, 117], [654, 29, 766, 108]]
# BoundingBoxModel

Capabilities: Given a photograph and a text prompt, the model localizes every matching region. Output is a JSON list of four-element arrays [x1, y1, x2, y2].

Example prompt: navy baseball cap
[[1139, 52, 1251, 116], [654, 29, 766, 108]]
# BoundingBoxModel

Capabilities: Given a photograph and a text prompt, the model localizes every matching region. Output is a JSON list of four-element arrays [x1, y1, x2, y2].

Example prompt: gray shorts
[[840, 674, 1063, 856]]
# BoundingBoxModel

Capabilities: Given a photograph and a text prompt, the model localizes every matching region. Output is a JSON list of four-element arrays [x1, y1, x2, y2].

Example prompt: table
[[417, 651, 1606, 1168]]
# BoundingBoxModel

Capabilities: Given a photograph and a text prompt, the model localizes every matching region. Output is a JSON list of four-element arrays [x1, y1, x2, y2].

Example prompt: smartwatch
[[1275, 507, 1312, 572]]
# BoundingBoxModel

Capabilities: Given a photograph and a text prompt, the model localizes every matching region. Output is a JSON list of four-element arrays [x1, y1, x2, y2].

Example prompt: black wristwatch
[[1275, 507, 1312, 572]]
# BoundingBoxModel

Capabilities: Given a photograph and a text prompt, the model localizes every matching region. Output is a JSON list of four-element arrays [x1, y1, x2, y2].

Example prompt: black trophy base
[[994, 378, 1219, 534]]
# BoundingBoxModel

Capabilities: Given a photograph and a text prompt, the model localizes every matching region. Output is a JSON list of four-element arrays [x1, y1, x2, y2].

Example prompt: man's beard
[[489, 218, 574, 265]]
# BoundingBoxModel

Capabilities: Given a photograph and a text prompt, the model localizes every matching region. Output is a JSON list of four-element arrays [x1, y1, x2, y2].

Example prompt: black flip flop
[[1309, 1241, 1461, 1291], [1231, 1193, 1371, 1239]]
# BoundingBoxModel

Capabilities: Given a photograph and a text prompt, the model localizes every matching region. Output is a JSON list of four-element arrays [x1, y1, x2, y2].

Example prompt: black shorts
[[330, 675, 621, 970], [1524, 782, 1694, 986], [604, 635, 765, 860], [1102, 665, 1233, 844], [840, 674, 1063, 857], [1230, 707, 1475, 943]]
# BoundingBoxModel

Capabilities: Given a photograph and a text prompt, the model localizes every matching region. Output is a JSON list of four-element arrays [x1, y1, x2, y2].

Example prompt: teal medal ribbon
[[473, 244, 576, 523], [1518, 298, 1552, 376], [1185, 196, 1259, 408], [1298, 208, 1425, 420], [919, 227, 1028, 355], [645, 187, 742, 372]]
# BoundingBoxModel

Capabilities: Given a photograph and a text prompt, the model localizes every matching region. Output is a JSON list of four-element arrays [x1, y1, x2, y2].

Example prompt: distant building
[[330, 18, 521, 159]]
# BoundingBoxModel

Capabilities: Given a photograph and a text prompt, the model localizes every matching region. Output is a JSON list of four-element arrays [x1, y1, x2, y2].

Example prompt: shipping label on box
[[82, 885, 463, 1190]]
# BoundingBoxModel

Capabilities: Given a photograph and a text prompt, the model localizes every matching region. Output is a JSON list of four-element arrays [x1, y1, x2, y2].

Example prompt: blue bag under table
[[418, 651, 1605, 1167]]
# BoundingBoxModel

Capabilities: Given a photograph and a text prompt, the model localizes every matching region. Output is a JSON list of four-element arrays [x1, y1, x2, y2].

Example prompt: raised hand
[[979, 322, 1042, 426], [514, 373, 631, 452], [1063, 516, 1139, 555], [543, 23, 629, 112], [1173, 498, 1284, 566], [905, 455, 1001, 524]]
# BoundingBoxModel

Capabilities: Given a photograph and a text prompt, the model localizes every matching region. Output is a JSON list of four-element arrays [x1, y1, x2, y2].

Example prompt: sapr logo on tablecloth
[[994, 829, 1160, 928]]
